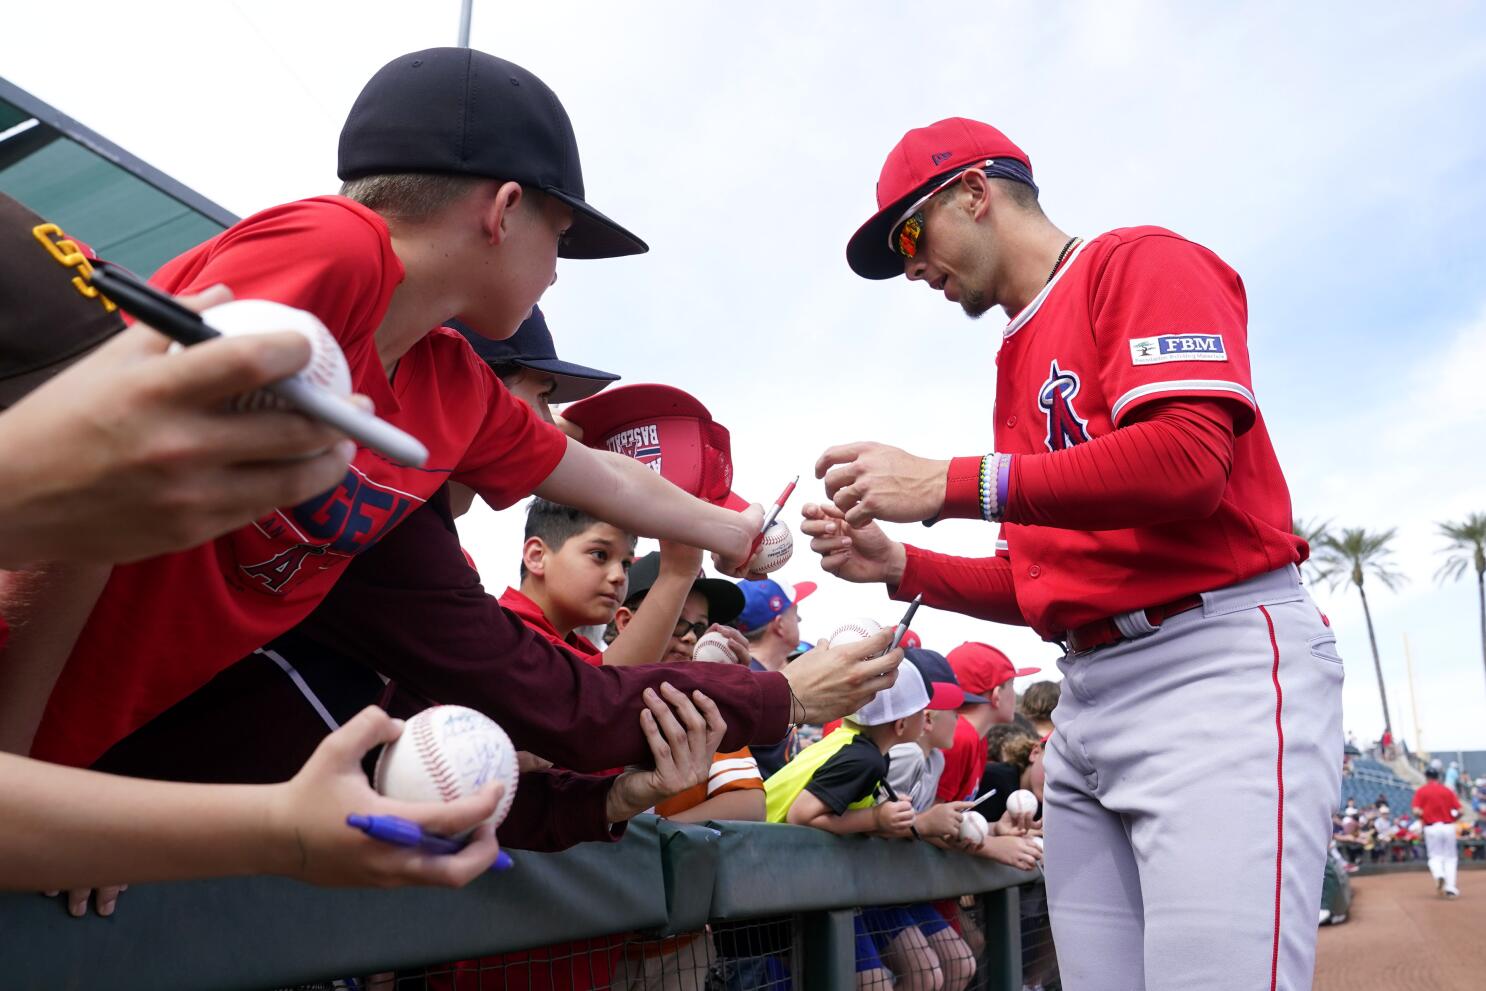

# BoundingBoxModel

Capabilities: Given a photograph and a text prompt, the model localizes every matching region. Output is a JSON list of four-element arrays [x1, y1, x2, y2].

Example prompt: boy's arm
[[535, 439, 760, 573], [602, 541, 702, 667], [784, 789, 881, 834], [666, 787, 766, 824], [0, 563, 111, 754]]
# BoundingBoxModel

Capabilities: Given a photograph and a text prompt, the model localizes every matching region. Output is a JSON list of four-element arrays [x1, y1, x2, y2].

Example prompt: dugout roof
[[0, 76, 235, 276]]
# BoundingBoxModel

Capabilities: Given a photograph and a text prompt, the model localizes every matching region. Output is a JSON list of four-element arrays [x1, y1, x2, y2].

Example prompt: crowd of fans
[[0, 45, 1058, 991], [1331, 756, 1484, 873]]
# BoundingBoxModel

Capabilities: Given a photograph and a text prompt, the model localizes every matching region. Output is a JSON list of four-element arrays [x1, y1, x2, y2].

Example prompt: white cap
[[852, 662, 929, 727]]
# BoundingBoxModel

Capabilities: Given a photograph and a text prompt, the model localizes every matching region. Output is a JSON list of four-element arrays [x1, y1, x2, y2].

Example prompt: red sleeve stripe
[[1111, 380, 1256, 423]]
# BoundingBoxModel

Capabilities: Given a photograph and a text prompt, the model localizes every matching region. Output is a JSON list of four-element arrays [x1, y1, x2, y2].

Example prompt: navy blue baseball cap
[[448, 306, 618, 403], [734, 579, 816, 633], [622, 551, 744, 624], [905, 648, 978, 707], [338, 48, 647, 260]]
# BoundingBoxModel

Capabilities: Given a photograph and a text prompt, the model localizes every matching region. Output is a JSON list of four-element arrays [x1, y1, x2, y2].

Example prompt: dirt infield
[[1314, 871, 1484, 990]]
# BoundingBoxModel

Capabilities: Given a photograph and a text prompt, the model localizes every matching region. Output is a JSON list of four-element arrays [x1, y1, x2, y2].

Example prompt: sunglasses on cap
[[889, 158, 1037, 259]]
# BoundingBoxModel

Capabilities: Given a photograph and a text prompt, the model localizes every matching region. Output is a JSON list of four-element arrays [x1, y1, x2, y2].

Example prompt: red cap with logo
[[945, 641, 1041, 698], [562, 383, 748, 510], [846, 118, 1032, 280]]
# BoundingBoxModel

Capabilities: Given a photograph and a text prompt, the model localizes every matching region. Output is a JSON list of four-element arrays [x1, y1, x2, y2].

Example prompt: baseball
[[693, 630, 735, 664], [1006, 789, 1039, 817], [958, 810, 989, 846], [827, 617, 884, 654], [373, 705, 518, 838], [198, 299, 353, 410], [748, 520, 794, 574]]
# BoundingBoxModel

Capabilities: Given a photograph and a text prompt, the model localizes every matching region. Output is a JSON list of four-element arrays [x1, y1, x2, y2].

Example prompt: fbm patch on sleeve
[[1128, 334, 1227, 365]]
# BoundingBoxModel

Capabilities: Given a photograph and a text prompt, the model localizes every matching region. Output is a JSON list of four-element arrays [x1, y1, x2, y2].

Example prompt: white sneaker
[[1444, 888, 1460, 899], [1318, 909, 1332, 925]]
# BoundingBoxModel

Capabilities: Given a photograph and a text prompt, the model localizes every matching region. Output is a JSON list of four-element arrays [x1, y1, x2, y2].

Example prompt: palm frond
[[1435, 512, 1486, 584]]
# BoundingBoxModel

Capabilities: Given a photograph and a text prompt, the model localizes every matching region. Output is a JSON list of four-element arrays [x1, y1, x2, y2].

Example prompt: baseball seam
[[412, 716, 463, 803]]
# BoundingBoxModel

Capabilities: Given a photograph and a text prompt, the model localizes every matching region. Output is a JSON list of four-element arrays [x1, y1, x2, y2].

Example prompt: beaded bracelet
[[979, 453, 1011, 522]]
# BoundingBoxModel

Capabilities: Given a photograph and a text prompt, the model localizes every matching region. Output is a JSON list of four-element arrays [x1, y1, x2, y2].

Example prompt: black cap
[[449, 306, 619, 404], [0, 193, 125, 409], [622, 551, 745, 625], [338, 48, 647, 260], [906, 648, 988, 705], [1425, 767, 1439, 780]]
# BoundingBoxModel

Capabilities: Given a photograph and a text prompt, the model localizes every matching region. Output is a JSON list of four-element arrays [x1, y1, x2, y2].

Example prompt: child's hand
[[994, 805, 1040, 836], [702, 623, 751, 665], [873, 799, 916, 838], [266, 707, 506, 888], [711, 504, 766, 578], [979, 834, 1042, 872], [918, 801, 973, 843], [657, 539, 705, 578], [607, 683, 728, 820]]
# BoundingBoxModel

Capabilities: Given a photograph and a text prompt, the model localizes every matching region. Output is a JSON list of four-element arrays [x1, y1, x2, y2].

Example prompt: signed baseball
[[748, 520, 794, 574], [958, 810, 989, 846], [198, 299, 353, 410], [827, 617, 884, 654], [693, 630, 735, 664], [373, 705, 518, 838], [1006, 789, 1039, 817]]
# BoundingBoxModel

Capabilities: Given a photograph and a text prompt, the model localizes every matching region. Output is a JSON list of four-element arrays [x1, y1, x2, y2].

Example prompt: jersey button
[[1006, 415, 1018, 428], [1028, 564, 1042, 578]]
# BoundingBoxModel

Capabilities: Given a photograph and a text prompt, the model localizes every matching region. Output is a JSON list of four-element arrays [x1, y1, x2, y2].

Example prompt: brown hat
[[0, 193, 125, 408]]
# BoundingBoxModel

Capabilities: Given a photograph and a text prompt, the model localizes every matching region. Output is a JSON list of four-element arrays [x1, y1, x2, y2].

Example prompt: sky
[[5, 1, 1486, 749]]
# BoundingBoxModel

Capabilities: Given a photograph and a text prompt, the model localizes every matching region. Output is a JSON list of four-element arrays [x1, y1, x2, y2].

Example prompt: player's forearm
[[603, 569, 692, 667], [0, 753, 290, 889], [939, 400, 1237, 531], [536, 442, 751, 560], [892, 546, 1025, 625], [0, 562, 111, 754]]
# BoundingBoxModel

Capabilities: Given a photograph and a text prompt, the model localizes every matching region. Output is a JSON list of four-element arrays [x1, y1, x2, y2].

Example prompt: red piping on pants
[[1260, 604, 1284, 991]]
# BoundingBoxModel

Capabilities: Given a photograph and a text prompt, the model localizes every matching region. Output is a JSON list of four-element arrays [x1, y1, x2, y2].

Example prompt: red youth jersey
[[935, 715, 987, 804], [498, 587, 604, 665], [33, 197, 568, 767], [990, 228, 1303, 637], [1411, 781, 1461, 825]]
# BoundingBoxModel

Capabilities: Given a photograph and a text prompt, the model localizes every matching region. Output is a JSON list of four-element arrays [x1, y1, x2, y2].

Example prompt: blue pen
[[347, 814, 514, 873]]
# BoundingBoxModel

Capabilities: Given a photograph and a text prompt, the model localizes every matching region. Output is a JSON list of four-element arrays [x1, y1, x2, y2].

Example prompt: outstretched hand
[[814, 442, 948, 527], [800, 502, 907, 587]]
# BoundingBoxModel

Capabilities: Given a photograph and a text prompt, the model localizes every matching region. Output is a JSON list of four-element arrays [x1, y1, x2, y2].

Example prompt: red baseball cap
[[846, 118, 1033, 280], [562, 383, 748, 510], [899, 629, 923, 651], [945, 642, 1040, 698]]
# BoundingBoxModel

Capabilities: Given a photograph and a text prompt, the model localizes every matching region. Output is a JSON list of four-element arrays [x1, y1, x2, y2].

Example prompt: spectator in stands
[[1342, 798, 1360, 819], [1017, 681, 1060, 739], [1334, 817, 1364, 866], [735, 578, 817, 777]]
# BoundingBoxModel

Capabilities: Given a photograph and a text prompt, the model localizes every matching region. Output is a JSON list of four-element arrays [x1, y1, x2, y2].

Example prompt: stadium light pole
[[458, 0, 473, 46]]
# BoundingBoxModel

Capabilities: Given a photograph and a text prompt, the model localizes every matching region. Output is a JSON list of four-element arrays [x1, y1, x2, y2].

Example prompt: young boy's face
[[462, 189, 574, 340], [663, 590, 711, 664], [894, 710, 927, 747], [925, 708, 957, 750], [540, 522, 633, 626]]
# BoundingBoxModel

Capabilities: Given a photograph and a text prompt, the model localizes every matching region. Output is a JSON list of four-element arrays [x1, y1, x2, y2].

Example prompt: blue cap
[[448, 306, 619, 403], [734, 579, 816, 633]]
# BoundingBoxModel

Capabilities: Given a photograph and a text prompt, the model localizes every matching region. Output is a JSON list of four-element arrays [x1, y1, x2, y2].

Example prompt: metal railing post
[[980, 887, 1022, 991], [800, 908, 858, 991]]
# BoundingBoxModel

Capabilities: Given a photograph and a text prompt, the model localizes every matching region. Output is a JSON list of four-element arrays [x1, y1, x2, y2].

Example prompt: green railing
[[0, 817, 1042, 990]]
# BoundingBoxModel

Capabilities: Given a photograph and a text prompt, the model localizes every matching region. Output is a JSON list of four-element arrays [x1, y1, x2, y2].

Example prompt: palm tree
[[1309, 527, 1407, 739], [1436, 512, 1486, 692], [1294, 517, 1332, 581]]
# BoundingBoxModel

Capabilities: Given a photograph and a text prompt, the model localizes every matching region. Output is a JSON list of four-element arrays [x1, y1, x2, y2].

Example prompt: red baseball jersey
[[992, 227, 1304, 638], [33, 197, 568, 767], [499, 587, 604, 665], [1411, 781, 1461, 825], [935, 715, 988, 804]]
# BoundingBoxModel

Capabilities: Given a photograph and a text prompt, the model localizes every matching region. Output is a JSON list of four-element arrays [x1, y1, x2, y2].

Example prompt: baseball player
[[1412, 767, 1463, 897], [803, 118, 1342, 990]]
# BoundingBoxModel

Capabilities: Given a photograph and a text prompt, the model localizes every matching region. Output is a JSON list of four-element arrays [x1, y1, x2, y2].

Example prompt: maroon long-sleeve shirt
[[95, 488, 793, 852]]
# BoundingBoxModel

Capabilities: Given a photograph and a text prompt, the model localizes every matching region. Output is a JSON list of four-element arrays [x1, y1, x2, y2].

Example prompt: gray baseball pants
[[1043, 564, 1343, 991]]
